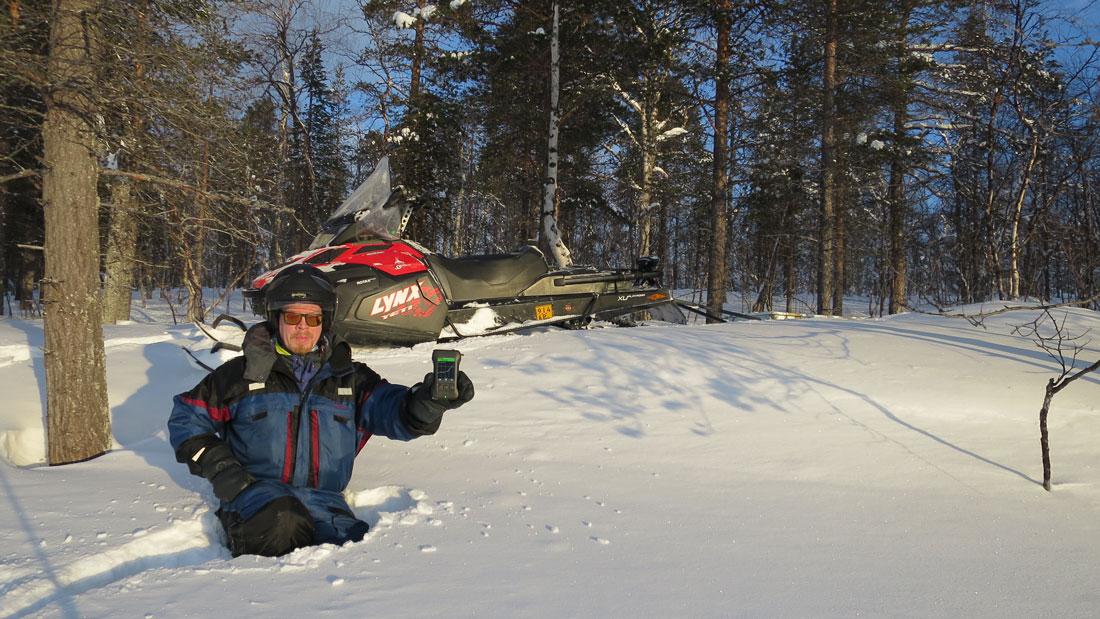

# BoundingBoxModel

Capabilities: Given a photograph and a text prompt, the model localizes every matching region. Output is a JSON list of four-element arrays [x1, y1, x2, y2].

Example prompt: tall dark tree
[[358, 0, 474, 247], [41, 0, 110, 464], [289, 30, 348, 249], [707, 0, 732, 322]]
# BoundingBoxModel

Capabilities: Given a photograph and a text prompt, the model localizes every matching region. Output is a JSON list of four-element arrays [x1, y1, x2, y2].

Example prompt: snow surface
[[1, 295, 1099, 617]]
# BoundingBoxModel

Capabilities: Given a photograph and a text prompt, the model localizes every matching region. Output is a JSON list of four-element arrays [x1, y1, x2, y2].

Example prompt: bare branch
[[0, 168, 39, 185], [99, 168, 287, 212]]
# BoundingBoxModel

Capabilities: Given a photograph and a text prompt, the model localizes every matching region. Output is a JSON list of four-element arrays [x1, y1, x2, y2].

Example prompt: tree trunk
[[832, 143, 846, 316], [785, 222, 796, 314], [639, 143, 654, 257], [183, 221, 205, 323], [102, 178, 138, 323], [451, 140, 475, 256], [0, 162, 6, 317], [658, 197, 669, 281], [887, 3, 913, 315], [706, 0, 731, 323], [1008, 131, 1040, 299], [410, 0, 425, 103], [102, 0, 148, 325], [983, 91, 1005, 299], [888, 106, 908, 314], [540, 2, 573, 268], [636, 88, 658, 259], [184, 134, 211, 323], [1039, 379, 1053, 491], [273, 9, 298, 264], [818, 0, 838, 316], [42, 0, 110, 464]]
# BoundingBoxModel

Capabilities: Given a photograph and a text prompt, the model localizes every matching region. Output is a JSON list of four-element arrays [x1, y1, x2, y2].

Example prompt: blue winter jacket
[[168, 323, 420, 493]]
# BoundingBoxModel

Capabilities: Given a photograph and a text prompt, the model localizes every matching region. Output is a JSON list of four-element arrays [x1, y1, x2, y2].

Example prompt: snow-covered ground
[[1, 295, 1099, 617]]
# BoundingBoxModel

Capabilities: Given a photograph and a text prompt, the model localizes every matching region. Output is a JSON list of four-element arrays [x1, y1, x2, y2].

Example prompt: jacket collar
[[241, 322, 353, 383]]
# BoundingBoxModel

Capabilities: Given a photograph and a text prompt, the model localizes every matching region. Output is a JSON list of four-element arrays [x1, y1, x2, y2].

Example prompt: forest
[[1, 1, 1099, 461], [5, 0, 1100, 318]]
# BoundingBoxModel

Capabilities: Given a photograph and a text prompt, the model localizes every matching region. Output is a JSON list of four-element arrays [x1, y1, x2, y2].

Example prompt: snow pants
[[217, 479, 370, 557]]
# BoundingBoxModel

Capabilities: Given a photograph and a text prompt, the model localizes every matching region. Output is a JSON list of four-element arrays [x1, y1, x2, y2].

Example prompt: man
[[168, 264, 473, 557]]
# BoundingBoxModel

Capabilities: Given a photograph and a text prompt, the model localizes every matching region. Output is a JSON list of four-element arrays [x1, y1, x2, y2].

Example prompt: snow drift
[[1, 299, 1098, 617]]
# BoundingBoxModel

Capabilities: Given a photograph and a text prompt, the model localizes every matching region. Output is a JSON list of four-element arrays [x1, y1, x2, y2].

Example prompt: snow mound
[[0, 343, 32, 367], [0, 426, 45, 466], [347, 485, 435, 528]]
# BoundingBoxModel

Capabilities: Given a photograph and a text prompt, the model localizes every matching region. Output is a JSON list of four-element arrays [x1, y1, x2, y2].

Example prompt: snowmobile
[[241, 157, 683, 347]]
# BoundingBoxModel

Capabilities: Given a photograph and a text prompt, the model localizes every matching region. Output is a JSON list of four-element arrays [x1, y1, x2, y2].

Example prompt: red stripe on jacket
[[357, 385, 376, 406], [281, 413, 295, 483], [180, 396, 230, 423], [355, 385, 374, 454], [357, 431, 372, 455]]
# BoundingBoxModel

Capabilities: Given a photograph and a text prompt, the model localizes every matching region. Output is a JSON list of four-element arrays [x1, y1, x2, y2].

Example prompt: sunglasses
[[282, 311, 323, 327]]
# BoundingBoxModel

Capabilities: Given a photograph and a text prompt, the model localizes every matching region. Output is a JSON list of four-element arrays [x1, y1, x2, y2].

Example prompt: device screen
[[431, 349, 461, 401]]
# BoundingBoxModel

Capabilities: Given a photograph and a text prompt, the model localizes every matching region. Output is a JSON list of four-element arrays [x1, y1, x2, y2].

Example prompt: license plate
[[535, 304, 554, 320]]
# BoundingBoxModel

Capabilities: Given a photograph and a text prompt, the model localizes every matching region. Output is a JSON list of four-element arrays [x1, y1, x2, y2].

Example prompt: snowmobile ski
[[194, 320, 243, 353], [180, 346, 217, 373], [212, 313, 248, 331], [672, 300, 762, 323]]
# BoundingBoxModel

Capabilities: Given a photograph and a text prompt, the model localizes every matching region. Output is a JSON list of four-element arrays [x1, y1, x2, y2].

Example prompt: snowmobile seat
[[426, 246, 549, 303]]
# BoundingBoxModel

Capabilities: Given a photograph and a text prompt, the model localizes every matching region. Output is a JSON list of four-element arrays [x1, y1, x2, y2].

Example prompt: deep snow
[[1, 295, 1098, 617]]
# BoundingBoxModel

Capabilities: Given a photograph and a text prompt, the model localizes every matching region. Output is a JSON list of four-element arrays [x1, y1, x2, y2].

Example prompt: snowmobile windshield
[[308, 156, 407, 249]]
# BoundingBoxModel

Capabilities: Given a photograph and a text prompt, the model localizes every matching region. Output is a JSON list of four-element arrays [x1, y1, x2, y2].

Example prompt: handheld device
[[431, 349, 462, 401]]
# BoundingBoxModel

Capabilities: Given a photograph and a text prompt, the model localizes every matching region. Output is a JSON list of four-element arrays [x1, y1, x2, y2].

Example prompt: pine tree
[[41, 0, 110, 464], [358, 0, 473, 247], [299, 30, 348, 242]]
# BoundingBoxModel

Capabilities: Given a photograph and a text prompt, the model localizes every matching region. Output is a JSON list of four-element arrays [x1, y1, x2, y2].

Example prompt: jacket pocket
[[315, 411, 357, 490], [230, 409, 276, 472]]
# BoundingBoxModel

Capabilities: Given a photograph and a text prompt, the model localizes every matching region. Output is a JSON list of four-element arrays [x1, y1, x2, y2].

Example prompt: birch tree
[[540, 1, 573, 268]]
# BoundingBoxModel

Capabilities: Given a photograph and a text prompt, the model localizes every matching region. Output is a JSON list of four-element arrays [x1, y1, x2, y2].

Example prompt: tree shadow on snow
[[844, 320, 1100, 385], [0, 474, 227, 619], [110, 340, 215, 493], [531, 324, 1042, 488], [689, 325, 1043, 486], [0, 464, 80, 619]]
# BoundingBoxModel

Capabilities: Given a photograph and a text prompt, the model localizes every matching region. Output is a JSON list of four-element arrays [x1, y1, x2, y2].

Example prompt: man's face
[[278, 302, 324, 354]]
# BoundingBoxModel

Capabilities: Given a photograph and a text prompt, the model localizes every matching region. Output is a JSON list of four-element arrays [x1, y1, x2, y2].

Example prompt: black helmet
[[263, 264, 337, 330]]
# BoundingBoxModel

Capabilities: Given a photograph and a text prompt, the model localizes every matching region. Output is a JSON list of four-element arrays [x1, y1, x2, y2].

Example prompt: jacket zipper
[[281, 363, 351, 487], [294, 384, 314, 486], [281, 386, 311, 485]]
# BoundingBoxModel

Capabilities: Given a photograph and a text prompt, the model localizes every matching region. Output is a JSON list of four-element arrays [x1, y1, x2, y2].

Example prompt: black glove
[[194, 440, 256, 502], [401, 371, 474, 436], [209, 463, 256, 503]]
